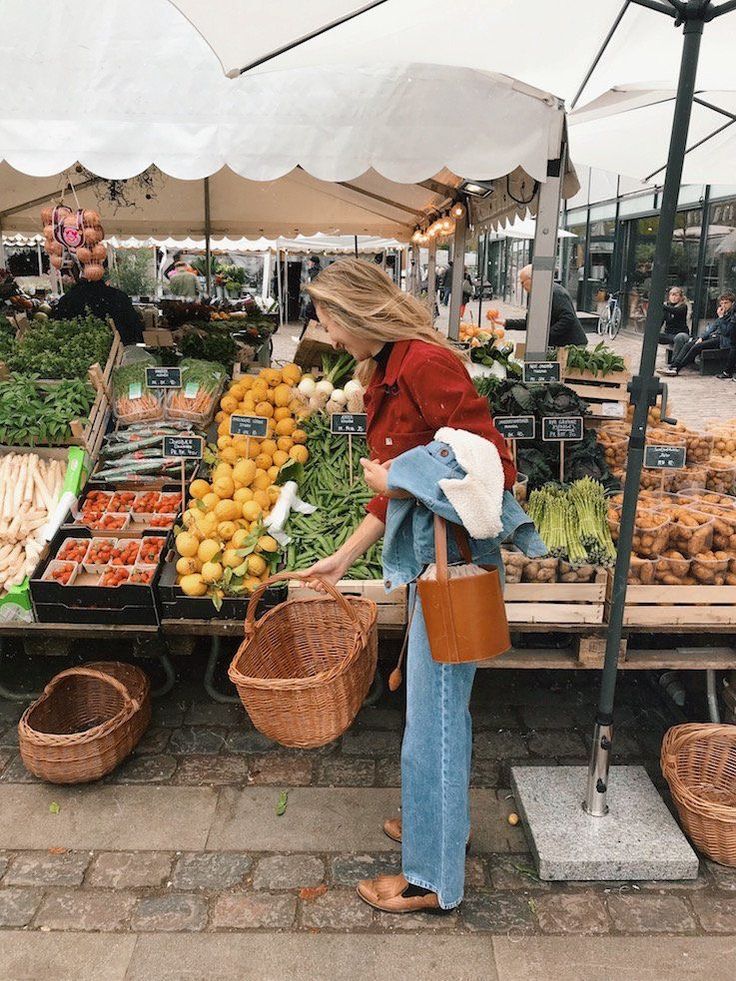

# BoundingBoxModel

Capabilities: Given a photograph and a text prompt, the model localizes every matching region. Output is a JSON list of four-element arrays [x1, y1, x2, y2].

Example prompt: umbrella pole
[[584, 4, 706, 817], [203, 177, 212, 297]]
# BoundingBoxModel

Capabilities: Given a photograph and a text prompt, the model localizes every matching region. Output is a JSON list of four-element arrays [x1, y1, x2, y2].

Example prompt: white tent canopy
[[168, 0, 736, 104], [569, 86, 736, 185], [106, 234, 403, 254]]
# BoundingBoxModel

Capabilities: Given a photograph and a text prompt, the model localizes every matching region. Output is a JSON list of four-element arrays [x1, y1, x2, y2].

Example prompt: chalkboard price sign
[[494, 415, 535, 441], [542, 416, 584, 442], [229, 414, 269, 438], [330, 413, 368, 436], [523, 361, 561, 384], [644, 444, 686, 470], [163, 435, 204, 459], [145, 367, 182, 389]]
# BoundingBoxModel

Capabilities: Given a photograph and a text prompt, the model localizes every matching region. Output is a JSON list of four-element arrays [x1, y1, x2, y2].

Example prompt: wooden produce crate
[[503, 572, 608, 625], [620, 583, 736, 627], [558, 349, 630, 423], [289, 578, 407, 627], [293, 321, 333, 372]]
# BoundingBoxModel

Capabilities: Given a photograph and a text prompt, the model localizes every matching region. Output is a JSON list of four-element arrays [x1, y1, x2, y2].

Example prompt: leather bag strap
[[433, 514, 473, 576]]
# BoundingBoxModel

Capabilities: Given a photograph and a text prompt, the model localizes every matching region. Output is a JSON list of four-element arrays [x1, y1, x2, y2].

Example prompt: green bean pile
[[284, 413, 383, 579]]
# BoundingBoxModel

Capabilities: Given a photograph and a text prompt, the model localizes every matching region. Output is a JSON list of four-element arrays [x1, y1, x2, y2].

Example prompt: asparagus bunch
[[527, 478, 615, 566]]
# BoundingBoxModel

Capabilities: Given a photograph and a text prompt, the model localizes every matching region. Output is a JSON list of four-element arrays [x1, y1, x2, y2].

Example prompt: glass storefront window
[[702, 197, 736, 327]]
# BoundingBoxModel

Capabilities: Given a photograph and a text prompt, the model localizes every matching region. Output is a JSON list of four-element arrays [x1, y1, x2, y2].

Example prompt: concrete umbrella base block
[[510, 765, 699, 882]]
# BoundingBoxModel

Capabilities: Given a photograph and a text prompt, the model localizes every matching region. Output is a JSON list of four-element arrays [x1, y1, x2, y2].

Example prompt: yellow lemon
[[289, 445, 309, 464], [234, 487, 254, 505], [202, 492, 221, 512], [200, 512, 219, 538], [272, 450, 289, 468], [273, 383, 292, 407], [263, 368, 282, 387], [260, 438, 278, 457], [239, 375, 254, 390], [241, 500, 262, 522], [213, 462, 233, 479], [242, 395, 256, 412], [232, 460, 256, 488], [175, 532, 199, 558], [247, 553, 267, 577], [214, 499, 240, 522], [267, 465, 280, 481], [201, 561, 223, 584], [275, 417, 296, 437], [180, 573, 207, 597], [292, 428, 307, 444], [220, 394, 238, 414], [232, 435, 250, 457], [253, 471, 271, 492], [217, 521, 237, 542], [251, 379, 268, 399], [255, 452, 272, 472], [281, 362, 301, 383], [243, 576, 261, 592], [252, 489, 271, 512], [215, 410, 225, 424], [274, 406, 291, 422], [197, 539, 221, 564], [213, 476, 235, 500], [267, 485, 281, 504], [217, 434, 232, 451], [231, 528, 250, 549], [220, 446, 238, 465], [189, 478, 211, 500], [267, 419, 277, 436], [255, 401, 274, 419], [181, 509, 197, 529], [229, 383, 245, 401], [248, 441, 262, 460], [277, 436, 294, 452], [257, 535, 279, 554], [222, 548, 242, 569], [176, 556, 202, 576]]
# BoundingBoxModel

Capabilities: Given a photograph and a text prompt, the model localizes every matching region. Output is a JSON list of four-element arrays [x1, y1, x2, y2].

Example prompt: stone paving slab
[[125, 933, 499, 980], [207, 788, 525, 853], [491, 936, 736, 981], [0, 931, 136, 981], [0, 786, 217, 851]]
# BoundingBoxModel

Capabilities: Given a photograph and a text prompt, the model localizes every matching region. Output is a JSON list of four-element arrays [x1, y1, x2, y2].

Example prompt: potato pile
[[705, 458, 736, 495], [500, 548, 558, 583], [597, 427, 628, 470]]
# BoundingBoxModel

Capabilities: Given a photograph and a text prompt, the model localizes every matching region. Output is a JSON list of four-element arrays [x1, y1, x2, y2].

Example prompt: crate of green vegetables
[[558, 344, 630, 421]]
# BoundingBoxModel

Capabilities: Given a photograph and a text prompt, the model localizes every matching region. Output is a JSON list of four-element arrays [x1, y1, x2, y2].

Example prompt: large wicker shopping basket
[[18, 666, 142, 784], [661, 723, 736, 867], [228, 572, 377, 748], [87, 660, 152, 746]]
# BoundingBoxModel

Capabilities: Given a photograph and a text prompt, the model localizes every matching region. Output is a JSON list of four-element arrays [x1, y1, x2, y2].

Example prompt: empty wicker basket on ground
[[87, 660, 152, 746], [661, 723, 736, 867], [18, 666, 145, 784], [228, 572, 378, 748]]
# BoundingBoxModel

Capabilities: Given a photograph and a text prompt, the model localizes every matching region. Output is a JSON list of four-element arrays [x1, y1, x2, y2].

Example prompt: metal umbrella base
[[510, 765, 698, 882]]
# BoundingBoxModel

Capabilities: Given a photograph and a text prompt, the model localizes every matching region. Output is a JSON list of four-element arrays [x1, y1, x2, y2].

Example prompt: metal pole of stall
[[203, 177, 212, 297], [585, 4, 707, 817], [525, 116, 566, 359], [447, 211, 467, 340], [410, 243, 420, 296], [692, 184, 711, 335], [477, 230, 487, 325], [427, 236, 437, 320]]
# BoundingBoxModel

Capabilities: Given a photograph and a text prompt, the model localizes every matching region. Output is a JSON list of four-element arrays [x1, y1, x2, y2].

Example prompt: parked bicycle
[[597, 290, 622, 338]]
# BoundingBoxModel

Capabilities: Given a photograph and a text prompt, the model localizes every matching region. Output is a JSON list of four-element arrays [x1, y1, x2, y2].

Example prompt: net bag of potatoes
[[228, 573, 377, 748]]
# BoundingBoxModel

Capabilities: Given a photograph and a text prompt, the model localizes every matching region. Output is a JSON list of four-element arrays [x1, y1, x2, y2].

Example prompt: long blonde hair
[[305, 257, 462, 384]]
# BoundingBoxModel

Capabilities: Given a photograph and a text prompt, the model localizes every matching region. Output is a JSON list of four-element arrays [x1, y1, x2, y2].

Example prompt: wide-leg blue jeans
[[401, 589, 476, 909]]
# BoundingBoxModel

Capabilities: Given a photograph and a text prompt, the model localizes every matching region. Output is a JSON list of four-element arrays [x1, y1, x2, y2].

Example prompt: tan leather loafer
[[356, 874, 443, 914]]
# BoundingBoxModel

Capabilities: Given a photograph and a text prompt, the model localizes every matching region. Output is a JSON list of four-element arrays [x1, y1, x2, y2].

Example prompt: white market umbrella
[[166, 0, 736, 105], [570, 86, 736, 184]]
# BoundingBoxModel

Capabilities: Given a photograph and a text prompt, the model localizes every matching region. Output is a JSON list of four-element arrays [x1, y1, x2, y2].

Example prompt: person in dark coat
[[662, 292, 735, 376], [53, 264, 143, 345], [658, 286, 689, 350], [503, 264, 587, 347]]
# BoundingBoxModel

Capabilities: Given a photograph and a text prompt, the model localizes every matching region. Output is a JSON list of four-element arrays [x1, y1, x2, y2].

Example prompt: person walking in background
[[662, 291, 735, 376], [459, 270, 474, 318], [440, 260, 453, 306], [658, 286, 689, 355], [502, 264, 587, 347]]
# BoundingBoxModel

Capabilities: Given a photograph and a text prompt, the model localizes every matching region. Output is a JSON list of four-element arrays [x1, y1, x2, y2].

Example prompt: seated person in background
[[53, 263, 143, 346], [662, 291, 735, 377], [503, 265, 587, 347], [715, 291, 736, 379], [658, 286, 689, 354]]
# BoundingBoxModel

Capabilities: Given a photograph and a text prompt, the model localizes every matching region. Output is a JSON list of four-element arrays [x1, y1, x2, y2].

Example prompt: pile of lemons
[[174, 363, 309, 598]]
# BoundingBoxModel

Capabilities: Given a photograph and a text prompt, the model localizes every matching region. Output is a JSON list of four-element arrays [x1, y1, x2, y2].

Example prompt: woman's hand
[[302, 553, 351, 592], [360, 458, 412, 499]]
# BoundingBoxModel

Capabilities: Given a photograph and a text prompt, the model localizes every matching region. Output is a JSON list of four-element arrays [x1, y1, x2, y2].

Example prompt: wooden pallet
[[289, 578, 407, 627], [503, 572, 608, 625], [620, 583, 736, 626]]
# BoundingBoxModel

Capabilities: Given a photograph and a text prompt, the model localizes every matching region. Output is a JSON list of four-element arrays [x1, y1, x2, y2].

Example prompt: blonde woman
[[303, 259, 542, 914]]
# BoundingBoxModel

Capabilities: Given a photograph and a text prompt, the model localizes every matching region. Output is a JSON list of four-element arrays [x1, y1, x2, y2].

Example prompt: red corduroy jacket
[[364, 339, 516, 524]]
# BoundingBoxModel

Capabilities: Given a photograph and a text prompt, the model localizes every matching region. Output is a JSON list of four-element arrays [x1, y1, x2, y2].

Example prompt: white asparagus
[[23, 455, 36, 505], [13, 457, 26, 514], [32, 466, 53, 515]]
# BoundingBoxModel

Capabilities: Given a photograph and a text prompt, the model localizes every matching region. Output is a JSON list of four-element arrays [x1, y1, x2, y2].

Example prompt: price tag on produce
[[229, 415, 269, 438], [163, 435, 204, 459], [330, 413, 368, 436], [523, 361, 560, 384], [601, 402, 626, 418], [644, 445, 686, 470], [145, 366, 182, 389], [494, 416, 535, 441], [542, 416, 584, 442]]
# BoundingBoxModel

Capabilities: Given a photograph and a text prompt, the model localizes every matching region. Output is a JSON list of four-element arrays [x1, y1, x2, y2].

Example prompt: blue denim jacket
[[382, 440, 547, 589]]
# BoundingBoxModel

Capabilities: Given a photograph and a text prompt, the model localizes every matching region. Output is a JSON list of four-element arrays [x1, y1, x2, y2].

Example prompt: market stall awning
[[568, 86, 736, 185], [103, 234, 404, 253], [167, 0, 736, 104]]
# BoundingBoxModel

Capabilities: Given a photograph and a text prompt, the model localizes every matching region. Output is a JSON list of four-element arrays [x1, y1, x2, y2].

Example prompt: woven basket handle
[[243, 571, 367, 643], [43, 667, 139, 712]]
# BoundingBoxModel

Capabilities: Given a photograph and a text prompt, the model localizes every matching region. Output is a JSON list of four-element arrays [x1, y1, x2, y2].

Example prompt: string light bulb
[[451, 202, 466, 220]]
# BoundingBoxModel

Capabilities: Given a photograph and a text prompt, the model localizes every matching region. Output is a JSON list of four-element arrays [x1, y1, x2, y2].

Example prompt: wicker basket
[[228, 572, 377, 748], [87, 661, 152, 747], [661, 723, 736, 867], [18, 667, 141, 784]]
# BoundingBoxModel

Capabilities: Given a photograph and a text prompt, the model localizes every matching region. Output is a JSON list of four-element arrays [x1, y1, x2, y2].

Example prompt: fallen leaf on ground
[[48, 847, 67, 855], [299, 884, 328, 901], [276, 791, 288, 816], [49, 802, 60, 815]]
